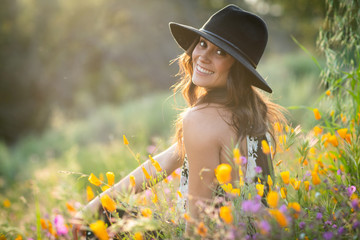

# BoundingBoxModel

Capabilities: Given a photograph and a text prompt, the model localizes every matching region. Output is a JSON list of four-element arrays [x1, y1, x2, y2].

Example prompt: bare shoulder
[[183, 104, 233, 144]]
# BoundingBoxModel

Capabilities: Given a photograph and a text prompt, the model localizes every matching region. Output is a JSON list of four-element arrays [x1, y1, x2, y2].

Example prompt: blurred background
[[0, 0, 326, 214]]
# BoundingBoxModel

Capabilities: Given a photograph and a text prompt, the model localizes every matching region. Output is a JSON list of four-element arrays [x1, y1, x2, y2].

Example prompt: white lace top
[[177, 133, 272, 213]]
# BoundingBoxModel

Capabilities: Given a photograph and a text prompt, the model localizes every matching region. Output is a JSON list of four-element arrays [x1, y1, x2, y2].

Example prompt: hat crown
[[201, 5, 268, 66]]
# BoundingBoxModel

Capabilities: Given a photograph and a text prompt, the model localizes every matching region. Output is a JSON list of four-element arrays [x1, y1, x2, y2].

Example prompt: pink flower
[[54, 214, 68, 235]]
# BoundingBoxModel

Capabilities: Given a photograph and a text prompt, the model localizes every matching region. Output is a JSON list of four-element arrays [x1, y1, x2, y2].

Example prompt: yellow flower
[[337, 128, 348, 139], [136, 196, 148, 206], [330, 110, 335, 117], [304, 181, 310, 191], [66, 202, 76, 213], [341, 113, 347, 123], [177, 190, 183, 198], [309, 147, 316, 156], [239, 168, 244, 177], [197, 222, 207, 237], [149, 155, 163, 172], [261, 140, 270, 154], [233, 148, 241, 164], [345, 133, 352, 144], [279, 135, 287, 145], [142, 167, 151, 180], [325, 90, 331, 96], [313, 108, 321, 120], [183, 213, 191, 221], [267, 175, 273, 187], [219, 206, 233, 224], [221, 183, 233, 193], [89, 220, 109, 240], [266, 191, 279, 208], [276, 160, 283, 166], [256, 184, 265, 197], [152, 193, 158, 203], [280, 171, 290, 185], [100, 194, 116, 212], [274, 122, 282, 133], [302, 158, 309, 166], [328, 135, 339, 147], [215, 163, 232, 184], [3, 199, 11, 208], [239, 177, 245, 186], [14, 235, 22, 240], [141, 208, 152, 218], [123, 134, 129, 145], [101, 186, 110, 192], [231, 188, 241, 196], [311, 171, 321, 185], [280, 187, 287, 199], [87, 186, 95, 202], [40, 219, 48, 230], [129, 175, 136, 188], [134, 232, 143, 240], [313, 126, 323, 136], [106, 172, 115, 186], [88, 173, 102, 186], [288, 202, 301, 219], [290, 179, 301, 191], [269, 209, 288, 227]]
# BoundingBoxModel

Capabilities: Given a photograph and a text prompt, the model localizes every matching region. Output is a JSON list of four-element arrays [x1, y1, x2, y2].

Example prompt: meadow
[[1, 5, 360, 237]]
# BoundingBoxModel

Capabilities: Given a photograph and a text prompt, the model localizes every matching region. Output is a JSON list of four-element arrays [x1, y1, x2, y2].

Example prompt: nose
[[198, 50, 211, 63]]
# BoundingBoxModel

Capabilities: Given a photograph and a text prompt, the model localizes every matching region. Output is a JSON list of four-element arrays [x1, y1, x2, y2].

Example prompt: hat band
[[200, 29, 257, 68]]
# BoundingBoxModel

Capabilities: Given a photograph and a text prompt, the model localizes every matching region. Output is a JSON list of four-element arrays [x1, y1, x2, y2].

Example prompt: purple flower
[[241, 156, 247, 165], [353, 221, 360, 230], [242, 200, 261, 213], [351, 198, 359, 210], [145, 189, 152, 197], [323, 231, 333, 240], [259, 220, 271, 234], [337, 226, 345, 235], [279, 204, 288, 213], [255, 166, 262, 174], [316, 212, 323, 220], [325, 220, 332, 225], [347, 186, 356, 196], [332, 224, 337, 229], [54, 214, 68, 235], [337, 169, 341, 175], [299, 221, 306, 229]]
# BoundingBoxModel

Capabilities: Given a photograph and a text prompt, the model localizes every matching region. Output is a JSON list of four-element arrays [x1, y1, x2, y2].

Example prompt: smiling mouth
[[196, 65, 214, 75]]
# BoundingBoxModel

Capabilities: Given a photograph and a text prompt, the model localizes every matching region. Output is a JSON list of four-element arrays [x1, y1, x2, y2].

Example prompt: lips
[[196, 64, 214, 75]]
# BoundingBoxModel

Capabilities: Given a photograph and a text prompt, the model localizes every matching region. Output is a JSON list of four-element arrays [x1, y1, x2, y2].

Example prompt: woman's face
[[191, 37, 235, 89]]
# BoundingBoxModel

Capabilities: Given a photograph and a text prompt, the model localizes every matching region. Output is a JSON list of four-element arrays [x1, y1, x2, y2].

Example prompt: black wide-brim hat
[[169, 4, 272, 93]]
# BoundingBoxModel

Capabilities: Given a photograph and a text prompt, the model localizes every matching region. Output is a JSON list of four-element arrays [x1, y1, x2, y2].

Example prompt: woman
[[73, 4, 285, 238]]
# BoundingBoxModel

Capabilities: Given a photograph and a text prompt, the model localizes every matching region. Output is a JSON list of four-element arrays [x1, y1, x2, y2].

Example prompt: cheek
[[191, 48, 200, 61]]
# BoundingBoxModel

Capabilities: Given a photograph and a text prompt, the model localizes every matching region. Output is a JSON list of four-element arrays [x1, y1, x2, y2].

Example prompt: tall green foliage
[[317, 0, 360, 185]]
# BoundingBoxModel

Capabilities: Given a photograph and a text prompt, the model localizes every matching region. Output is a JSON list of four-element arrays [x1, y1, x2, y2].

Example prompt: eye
[[216, 49, 227, 56], [199, 40, 207, 48]]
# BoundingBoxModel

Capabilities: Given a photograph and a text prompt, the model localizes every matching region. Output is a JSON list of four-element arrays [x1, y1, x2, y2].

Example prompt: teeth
[[196, 65, 214, 74]]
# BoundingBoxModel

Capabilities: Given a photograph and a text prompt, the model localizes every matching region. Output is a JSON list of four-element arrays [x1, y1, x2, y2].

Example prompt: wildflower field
[[1, 0, 360, 239]]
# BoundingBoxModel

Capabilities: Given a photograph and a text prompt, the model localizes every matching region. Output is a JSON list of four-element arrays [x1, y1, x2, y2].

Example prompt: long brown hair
[[172, 39, 287, 158]]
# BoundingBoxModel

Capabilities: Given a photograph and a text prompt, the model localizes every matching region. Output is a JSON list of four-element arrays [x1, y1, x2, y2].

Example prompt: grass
[[0, 52, 327, 239]]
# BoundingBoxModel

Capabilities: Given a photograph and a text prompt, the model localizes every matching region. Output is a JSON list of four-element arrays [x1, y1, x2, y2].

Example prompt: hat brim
[[169, 22, 272, 93]]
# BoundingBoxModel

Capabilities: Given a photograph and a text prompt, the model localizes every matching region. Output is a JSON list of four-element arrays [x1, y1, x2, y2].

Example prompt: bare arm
[[78, 143, 182, 216]]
